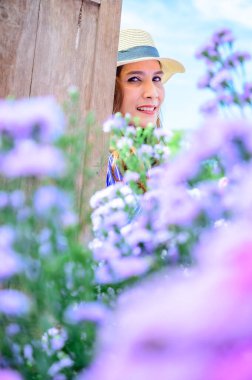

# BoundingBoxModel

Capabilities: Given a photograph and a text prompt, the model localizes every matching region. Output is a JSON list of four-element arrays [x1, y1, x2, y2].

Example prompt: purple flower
[[64, 302, 108, 324], [0, 225, 15, 249], [197, 72, 213, 89], [0, 289, 31, 316], [217, 92, 233, 106], [0, 369, 23, 380], [96, 256, 152, 284], [123, 171, 140, 182], [1, 140, 65, 178], [0, 97, 65, 142], [210, 69, 232, 90], [211, 28, 235, 46], [200, 99, 218, 115], [42, 327, 68, 355], [34, 185, 69, 213], [103, 113, 127, 133], [48, 356, 73, 377], [125, 228, 153, 248], [224, 51, 251, 69], [195, 41, 219, 62], [0, 191, 9, 208], [242, 82, 252, 104], [0, 248, 23, 281], [9, 190, 25, 209], [111, 256, 151, 279], [6, 323, 21, 336], [23, 344, 33, 363], [90, 239, 120, 261], [81, 232, 252, 380]]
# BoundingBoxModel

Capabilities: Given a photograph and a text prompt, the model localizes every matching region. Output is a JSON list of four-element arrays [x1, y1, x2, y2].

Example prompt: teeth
[[137, 107, 156, 111]]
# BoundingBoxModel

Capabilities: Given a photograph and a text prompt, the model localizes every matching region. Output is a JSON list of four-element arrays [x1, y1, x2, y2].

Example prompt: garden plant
[[1, 28, 252, 380]]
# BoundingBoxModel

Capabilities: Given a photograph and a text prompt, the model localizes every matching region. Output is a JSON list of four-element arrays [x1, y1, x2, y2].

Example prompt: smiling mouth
[[136, 106, 157, 113]]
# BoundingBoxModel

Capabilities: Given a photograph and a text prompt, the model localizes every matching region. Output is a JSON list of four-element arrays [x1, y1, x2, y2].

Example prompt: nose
[[143, 79, 159, 99]]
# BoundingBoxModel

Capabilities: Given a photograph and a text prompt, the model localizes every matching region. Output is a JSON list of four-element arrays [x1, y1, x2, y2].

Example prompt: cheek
[[121, 88, 137, 112]]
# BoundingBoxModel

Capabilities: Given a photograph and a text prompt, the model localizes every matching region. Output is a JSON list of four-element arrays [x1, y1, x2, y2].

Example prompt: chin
[[141, 118, 157, 128]]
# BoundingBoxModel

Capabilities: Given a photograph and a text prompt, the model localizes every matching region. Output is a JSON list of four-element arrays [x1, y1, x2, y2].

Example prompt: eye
[[128, 76, 141, 83], [153, 76, 162, 82]]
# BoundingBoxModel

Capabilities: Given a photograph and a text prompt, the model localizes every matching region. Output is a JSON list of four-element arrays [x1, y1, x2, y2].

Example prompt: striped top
[[106, 154, 123, 187]]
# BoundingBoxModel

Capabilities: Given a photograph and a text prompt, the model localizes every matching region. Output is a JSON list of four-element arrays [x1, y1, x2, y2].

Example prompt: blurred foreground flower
[[0, 95, 97, 379], [82, 219, 252, 380]]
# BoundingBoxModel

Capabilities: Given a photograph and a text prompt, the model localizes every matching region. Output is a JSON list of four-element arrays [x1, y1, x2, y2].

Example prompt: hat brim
[[117, 57, 185, 83]]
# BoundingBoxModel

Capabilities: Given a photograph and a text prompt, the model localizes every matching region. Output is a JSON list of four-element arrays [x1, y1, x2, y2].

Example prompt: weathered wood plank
[[88, 0, 122, 187], [0, 0, 122, 198], [30, 0, 99, 112], [0, 0, 40, 98]]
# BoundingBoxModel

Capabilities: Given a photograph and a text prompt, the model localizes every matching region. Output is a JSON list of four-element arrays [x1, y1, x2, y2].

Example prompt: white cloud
[[193, 0, 252, 29]]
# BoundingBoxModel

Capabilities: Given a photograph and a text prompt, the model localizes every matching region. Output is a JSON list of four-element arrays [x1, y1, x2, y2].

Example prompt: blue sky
[[120, 0, 252, 130]]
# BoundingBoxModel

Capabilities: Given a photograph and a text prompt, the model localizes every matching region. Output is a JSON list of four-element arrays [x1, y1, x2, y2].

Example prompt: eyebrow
[[125, 70, 164, 76]]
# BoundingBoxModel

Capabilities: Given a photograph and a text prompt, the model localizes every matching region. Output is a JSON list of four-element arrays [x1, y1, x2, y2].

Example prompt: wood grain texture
[[0, 0, 40, 98], [88, 0, 122, 188], [0, 0, 122, 198], [30, 0, 98, 108]]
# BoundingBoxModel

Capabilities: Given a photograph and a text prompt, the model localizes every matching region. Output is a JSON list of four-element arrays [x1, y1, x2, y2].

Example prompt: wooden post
[[0, 0, 40, 98], [0, 0, 122, 189]]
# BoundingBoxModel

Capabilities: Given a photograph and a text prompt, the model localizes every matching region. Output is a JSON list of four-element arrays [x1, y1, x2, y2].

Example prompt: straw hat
[[117, 29, 185, 83]]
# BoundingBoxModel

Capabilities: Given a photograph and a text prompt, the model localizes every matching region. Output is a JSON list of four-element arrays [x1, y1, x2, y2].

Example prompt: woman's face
[[118, 60, 165, 127]]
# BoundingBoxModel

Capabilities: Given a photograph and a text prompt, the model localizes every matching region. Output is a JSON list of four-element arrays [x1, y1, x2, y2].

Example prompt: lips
[[136, 105, 158, 114]]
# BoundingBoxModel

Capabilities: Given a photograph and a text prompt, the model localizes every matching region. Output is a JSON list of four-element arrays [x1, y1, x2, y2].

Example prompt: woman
[[106, 29, 185, 187]]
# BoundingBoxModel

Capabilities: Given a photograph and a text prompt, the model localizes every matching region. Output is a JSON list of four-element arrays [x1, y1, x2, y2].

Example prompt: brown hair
[[113, 66, 123, 114]]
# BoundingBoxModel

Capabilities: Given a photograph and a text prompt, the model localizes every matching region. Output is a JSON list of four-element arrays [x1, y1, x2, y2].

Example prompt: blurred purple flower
[[123, 171, 140, 182], [48, 356, 73, 377], [103, 113, 127, 133], [9, 190, 25, 209], [81, 221, 252, 380], [144, 185, 199, 231], [195, 41, 219, 62], [242, 82, 252, 104], [207, 343, 252, 380], [0, 248, 23, 281], [1, 140, 65, 178], [211, 28, 235, 46], [0, 225, 15, 249], [0, 289, 31, 316], [33, 185, 72, 216], [110, 256, 151, 280], [90, 239, 120, 261], [210, 70, 232, 90], [0, 191, 9, 208], [217, 92, 233, 106], [0, 97, 65, 142], [6, 323, 21, 336], [42, 327, 68, 355], [200, 99, 218, 115], [195, 220, 252, 291], [224, 51, 251, 69], [0, 369, 23, 380], [23, 344, 33, 363], [197, 71, 213, 89], [125, 228, 153, 248], [189, 118, 252, 169], [64, 302, 108, 324], [96, 256, 152, 284]]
